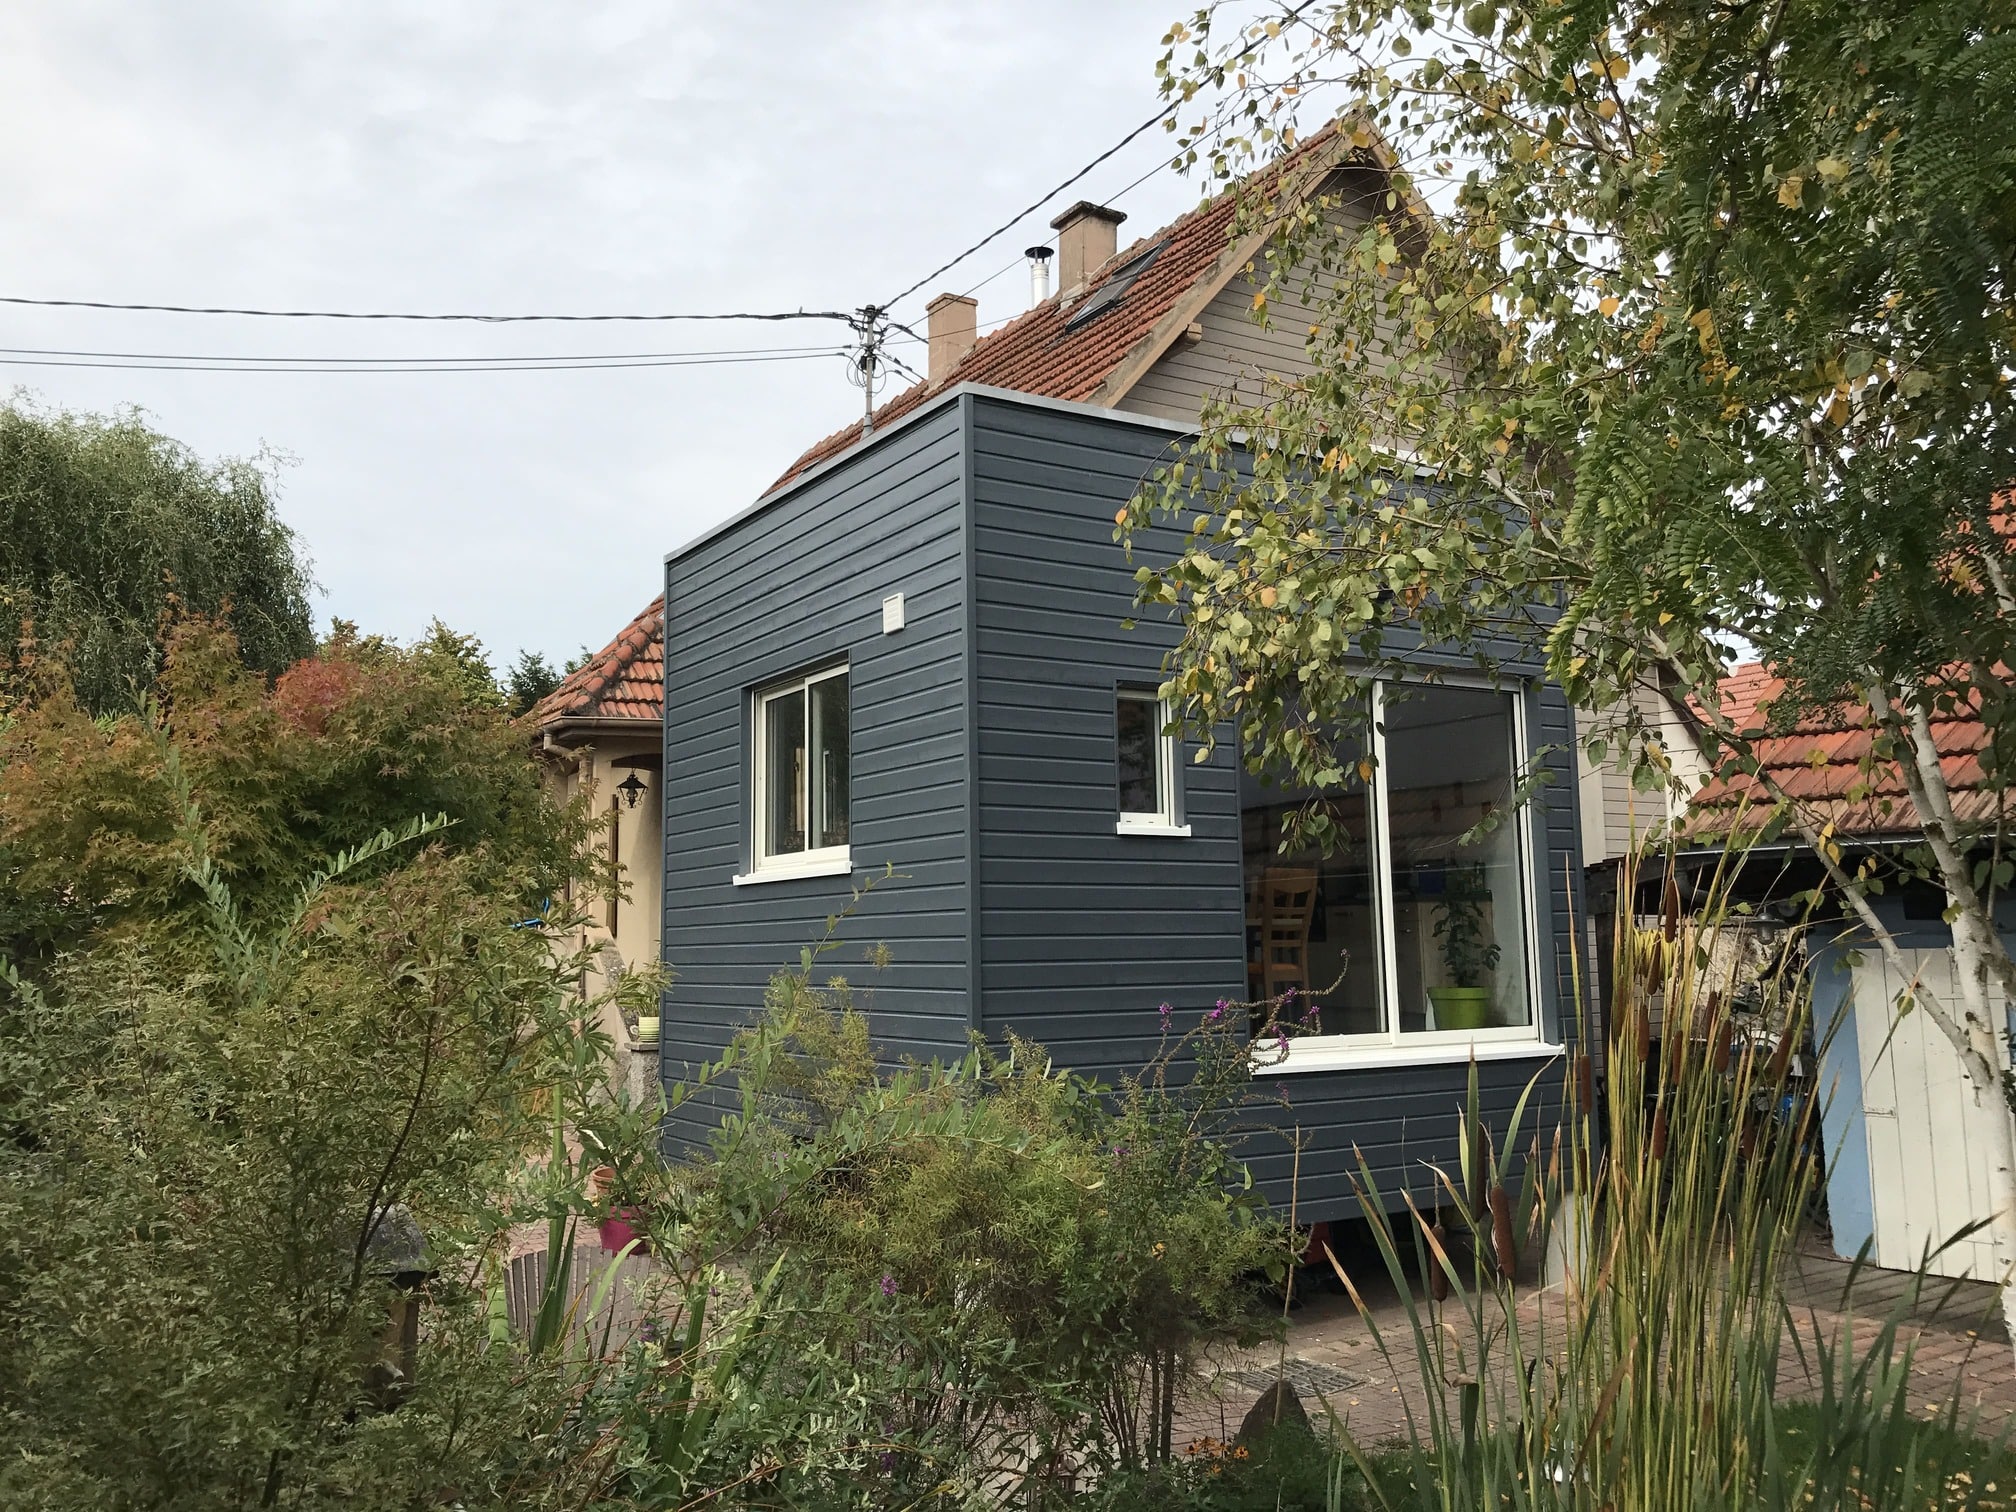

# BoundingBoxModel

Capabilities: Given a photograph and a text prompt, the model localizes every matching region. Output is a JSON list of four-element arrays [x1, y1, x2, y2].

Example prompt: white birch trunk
[[1879, 686, 2016, 1349]]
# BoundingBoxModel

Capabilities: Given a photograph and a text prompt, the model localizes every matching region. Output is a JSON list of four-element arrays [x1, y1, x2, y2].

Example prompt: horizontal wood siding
[[969, 394, 1579, 1221], [659, 407, 972, 1152], [1117, 174, 1384, 427], [970, 397, 1246, 1082], [1238, 1053, 1568, 1215]]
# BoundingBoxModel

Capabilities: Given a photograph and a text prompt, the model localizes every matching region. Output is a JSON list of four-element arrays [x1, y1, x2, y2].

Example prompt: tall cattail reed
[[1322, 840, 1995, 1511]]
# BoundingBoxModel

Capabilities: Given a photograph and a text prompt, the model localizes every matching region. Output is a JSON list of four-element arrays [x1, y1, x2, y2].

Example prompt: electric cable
[[0, 294, 854, 325], [0, 349, 848, 375], [0, 340, 857, 364]]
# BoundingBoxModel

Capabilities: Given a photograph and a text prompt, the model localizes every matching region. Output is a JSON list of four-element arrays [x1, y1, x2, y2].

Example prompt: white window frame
[[1115, 688, 1190, 837], [1256, 676, 1554, 1072], [734, 662, 852, 886]]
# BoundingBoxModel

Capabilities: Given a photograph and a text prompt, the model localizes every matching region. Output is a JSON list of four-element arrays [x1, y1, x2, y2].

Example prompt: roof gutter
[[538, 715, 661, 746]]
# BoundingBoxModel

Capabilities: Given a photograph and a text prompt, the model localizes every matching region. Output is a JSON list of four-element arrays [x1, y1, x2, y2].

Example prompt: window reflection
[[1382, 686, 1530, 1034], [1239, 684, 1532, 1039], [1240, 743, 1383, 1037]]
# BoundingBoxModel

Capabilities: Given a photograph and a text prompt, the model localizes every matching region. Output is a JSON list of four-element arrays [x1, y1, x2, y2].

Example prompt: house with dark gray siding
[[659, 381, 1581, 1221], [516, 130, 1591, 1222]]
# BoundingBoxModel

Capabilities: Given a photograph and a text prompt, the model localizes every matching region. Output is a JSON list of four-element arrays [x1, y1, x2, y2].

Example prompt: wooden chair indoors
[[1259, 868, 1318, 1003]]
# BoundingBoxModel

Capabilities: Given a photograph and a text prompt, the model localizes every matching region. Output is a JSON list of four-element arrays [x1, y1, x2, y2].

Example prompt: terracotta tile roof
[[1692, 662, 2007, 836], [770, 128, 1353, 491], [532, 595, 663, 730]]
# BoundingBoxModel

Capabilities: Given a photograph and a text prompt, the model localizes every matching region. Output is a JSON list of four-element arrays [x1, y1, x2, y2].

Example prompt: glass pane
[[809, 672, 850, 850], [1381, 686, 1531, 1033], [762, 689, 806, 858], [1116, 694, 1163, 816], [1240, 741, 1382, 1037]]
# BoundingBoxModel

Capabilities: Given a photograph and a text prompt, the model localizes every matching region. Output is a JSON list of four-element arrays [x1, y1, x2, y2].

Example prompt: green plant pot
[[635, 1015, 660, 1047], [1427, 986, 1493, 1030]]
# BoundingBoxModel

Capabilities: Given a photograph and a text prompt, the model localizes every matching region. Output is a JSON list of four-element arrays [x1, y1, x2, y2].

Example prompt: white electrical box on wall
[[881, 593, 905, 634]]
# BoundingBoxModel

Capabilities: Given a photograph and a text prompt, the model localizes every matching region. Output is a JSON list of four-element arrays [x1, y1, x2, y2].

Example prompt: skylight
[[1062, 238, 1167, 330]]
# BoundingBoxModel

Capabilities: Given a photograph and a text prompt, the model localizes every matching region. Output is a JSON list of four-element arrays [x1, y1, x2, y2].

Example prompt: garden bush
[[0, 623, 612, 1509], [591, 933, 1304, 1509]]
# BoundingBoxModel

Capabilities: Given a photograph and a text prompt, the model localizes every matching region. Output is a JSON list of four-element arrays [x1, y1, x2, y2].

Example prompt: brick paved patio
[[1184, 1245, 2016, 1450]]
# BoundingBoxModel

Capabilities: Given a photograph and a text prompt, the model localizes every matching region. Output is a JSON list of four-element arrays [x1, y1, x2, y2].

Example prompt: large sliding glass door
[[1240, 680, 1539, 1052]]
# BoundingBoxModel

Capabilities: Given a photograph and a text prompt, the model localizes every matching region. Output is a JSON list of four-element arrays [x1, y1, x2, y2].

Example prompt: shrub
[[0, 626, 608, 1510], [0, 827, 593, 1509], [687, 954, 1301, 1507], [0, 616, 594, 970]]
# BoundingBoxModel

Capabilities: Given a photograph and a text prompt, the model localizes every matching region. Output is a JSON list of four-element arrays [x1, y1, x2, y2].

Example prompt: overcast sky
[[0, 2, 1232, 669]]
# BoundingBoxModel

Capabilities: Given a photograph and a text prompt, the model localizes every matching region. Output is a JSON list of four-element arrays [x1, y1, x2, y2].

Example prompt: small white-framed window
[[1115, 687, 1187, 835], [744, 663, 850, 881]]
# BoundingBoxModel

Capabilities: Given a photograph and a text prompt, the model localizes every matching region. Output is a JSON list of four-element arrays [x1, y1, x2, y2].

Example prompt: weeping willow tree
[[1126, 3, 2016, 1327], [0, 397, 314, 713]]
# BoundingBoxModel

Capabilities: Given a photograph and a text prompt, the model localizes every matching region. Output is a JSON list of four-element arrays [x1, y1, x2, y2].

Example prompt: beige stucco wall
[[539, 728, 663, 1065]]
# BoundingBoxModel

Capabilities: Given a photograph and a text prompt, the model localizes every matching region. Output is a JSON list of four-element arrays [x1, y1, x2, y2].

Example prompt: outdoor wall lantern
[[616, 772, 648, 809]]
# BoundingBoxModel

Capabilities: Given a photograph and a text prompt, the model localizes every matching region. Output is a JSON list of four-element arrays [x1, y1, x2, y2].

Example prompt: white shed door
[[1852, 948, 2005, 1280]]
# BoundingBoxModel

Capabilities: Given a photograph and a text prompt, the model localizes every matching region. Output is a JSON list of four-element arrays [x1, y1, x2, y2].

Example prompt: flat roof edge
[[664, 384, 1198, 566]]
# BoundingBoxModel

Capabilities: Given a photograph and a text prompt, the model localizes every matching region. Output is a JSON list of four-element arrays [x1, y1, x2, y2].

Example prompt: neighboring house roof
[[1692, 662, 2005, 836], [772, 127, 1360, 491], [532, 595, 664, 733]]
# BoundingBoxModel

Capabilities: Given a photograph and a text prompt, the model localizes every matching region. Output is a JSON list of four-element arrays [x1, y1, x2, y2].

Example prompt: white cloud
[[0, 0, 1223, 665]]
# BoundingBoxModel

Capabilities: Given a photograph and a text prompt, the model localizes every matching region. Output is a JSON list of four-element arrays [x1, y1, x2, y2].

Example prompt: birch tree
[[1127, 1, 2016, 1322]]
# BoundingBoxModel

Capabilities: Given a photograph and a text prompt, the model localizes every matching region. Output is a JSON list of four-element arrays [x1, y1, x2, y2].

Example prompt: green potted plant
[[1428, 867, 1500, 1030]]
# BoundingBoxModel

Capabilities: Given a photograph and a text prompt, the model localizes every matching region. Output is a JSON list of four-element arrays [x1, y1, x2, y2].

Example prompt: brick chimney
[[926, 292, 978, 382], [1049, 201, 1127, 294]]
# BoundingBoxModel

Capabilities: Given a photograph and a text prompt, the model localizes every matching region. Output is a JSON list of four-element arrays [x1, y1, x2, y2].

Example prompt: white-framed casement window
[[1115, 687, 1189, 836], [1245, 678, 1551, 1071], [737, 662, 851, 884]]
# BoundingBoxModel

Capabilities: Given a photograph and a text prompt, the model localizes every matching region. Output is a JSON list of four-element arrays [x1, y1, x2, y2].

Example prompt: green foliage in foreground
[[0, 832, 584, 1508], [0, 626, 606, 1509], [0, 627, 1295, 1508], [0, 397, 314, 715], [4, 633, 2004, 1508], [0, 617, 592, 969], [694, 959, 1296, 1499]]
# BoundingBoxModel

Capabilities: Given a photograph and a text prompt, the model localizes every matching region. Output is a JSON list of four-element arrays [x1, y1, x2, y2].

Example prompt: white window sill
[[731, 852, 853, 887], [1252, 1038, 1565, 1076], [1115, 819, 1192, 837]]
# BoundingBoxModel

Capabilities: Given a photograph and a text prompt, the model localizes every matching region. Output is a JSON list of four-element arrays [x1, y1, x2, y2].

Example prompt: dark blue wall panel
[[660, 390, 1581, 1217], [659, 405, 973, 1152], [969, 398, 1245, 1079], [965, 395, 1579, 1220]]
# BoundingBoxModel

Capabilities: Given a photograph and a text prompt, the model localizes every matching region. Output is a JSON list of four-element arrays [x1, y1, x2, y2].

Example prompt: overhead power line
[[0, 340, 849, 364], [881, 0, 1325, 312], [881, 103, 1180, 311], [0, 294, 854, 325], [953, 137, 1206, 303], [0, 349, 847, 376]]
